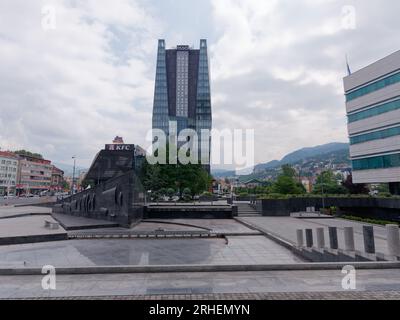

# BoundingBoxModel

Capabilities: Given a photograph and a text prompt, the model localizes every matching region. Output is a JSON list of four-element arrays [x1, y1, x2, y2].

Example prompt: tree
[[313, 170, 347, 195], [62, 180, 70, 192], [139, 158, 212, 199], [182, 188, 192, 201], [342, 174, 369, 194], [166, 188, 175, 200], [376, 183, 390, 194], [271, 165, 306, 195], [14, 150, 43, 159], [281, 164, 297, 178]]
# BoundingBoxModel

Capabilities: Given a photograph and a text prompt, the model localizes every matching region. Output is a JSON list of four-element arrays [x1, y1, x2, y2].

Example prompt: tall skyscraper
[[343, 50, 400, 194], [152, 39, 212, 170]]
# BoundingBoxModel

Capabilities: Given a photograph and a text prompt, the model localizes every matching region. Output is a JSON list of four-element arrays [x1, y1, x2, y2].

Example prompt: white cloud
[[0, 0, 399, 169], [0, 0, 160, 166], [209, 0, 400, 164]]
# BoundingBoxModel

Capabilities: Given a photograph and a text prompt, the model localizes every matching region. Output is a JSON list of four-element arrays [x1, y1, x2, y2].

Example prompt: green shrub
[[341, 215, 399, 226]]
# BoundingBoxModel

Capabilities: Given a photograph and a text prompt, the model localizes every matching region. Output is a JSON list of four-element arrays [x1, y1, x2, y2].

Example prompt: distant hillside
[[254, 142, 349, 172], [213, 142, 350, 179], [280, 142, 349, 164]]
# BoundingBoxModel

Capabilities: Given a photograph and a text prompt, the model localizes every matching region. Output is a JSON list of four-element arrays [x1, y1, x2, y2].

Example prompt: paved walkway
[[238, 216, 392, 255], [140, 219, 258, 234], [1, 268, 400, 299], [0, 215, 67, 247], [0, 236, 303, 268], [0, 206, 51, 219], [18, 291, 400, 300], [0, 197, 56, 207]]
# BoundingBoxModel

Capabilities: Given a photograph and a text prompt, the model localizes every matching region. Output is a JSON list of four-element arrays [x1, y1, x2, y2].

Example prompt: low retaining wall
[[256, 197, 400, 220], [0, 233, 68, 246], [144, 205, 235, 219], [1, 261, 399, 275]]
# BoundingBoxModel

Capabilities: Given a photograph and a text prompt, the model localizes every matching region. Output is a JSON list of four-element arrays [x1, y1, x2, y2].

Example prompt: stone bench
[[44, 220, 60, 230]]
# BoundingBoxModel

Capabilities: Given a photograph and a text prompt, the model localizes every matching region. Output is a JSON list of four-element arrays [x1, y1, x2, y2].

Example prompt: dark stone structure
[[144, 205, 234, 219], [390, 182, 400, 196], [256, 197, 400, 221], [53, 144, 146, 227]]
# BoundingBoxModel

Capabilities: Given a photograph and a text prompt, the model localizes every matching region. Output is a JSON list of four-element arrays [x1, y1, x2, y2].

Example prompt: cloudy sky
[[0, 0, 399, 169]]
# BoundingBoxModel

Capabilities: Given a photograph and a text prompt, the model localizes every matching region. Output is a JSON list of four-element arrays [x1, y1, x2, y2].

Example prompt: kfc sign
[[105, 144, 134, 151]]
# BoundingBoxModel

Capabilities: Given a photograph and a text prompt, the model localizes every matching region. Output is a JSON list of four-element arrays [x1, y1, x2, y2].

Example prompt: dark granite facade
[[53, 144, 146, 227], [54, 170, 145, 227]]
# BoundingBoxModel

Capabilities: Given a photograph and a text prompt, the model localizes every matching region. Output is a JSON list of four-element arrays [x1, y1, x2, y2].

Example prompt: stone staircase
[[236, 202, 261, 217]]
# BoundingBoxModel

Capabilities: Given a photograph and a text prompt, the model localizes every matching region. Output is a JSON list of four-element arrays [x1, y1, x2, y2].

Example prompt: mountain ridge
[[212, 142, 349, 178]]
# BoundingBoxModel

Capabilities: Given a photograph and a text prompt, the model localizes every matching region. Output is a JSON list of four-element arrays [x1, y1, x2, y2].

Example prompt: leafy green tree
[[376, 183, 390, 194], [182, 188, 192, 201], [62, 180, 70, 192], [271, 165, 306, 195], [281, 164, 297, 178], [313, 170, 348, 195], [14, 150, 43, 159], [166, 188, 175, 200], [140, 143, 212, 199]]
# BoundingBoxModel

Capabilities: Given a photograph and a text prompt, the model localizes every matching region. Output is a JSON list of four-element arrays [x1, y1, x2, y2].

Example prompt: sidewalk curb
[[1, 261, 399, 275]]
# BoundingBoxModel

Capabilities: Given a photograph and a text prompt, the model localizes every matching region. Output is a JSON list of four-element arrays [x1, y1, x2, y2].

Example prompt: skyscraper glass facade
[[152, 40, 169, 135], [152, 39, 212, 169]]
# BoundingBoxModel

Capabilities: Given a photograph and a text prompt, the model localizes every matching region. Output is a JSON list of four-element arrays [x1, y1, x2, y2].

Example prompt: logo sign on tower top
[[105, 144, 135, 151]]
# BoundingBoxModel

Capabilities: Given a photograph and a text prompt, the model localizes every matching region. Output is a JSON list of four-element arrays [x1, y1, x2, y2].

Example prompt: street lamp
[[71, 156, 76, 195]]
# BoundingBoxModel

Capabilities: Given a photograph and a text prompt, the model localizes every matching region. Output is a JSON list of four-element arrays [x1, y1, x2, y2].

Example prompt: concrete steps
[[236, 203, 261, 217]]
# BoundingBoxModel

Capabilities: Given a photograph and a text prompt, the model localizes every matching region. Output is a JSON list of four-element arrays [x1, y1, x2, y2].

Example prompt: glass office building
[[152, 40, 212, 171], [344, 50, 400, 194]]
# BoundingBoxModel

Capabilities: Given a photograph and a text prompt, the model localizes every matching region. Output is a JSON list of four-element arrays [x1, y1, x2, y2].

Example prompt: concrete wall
[[352, 167, 400, 184], [348, 109, 400, 134], [350, 135, 400, 158]]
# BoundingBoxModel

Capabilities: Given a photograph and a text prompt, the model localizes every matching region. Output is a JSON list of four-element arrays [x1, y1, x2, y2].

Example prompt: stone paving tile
[[0, 235, 303, 267], [238, 216, 390, 255], [7, 291, 400, 300], [3, 268, 400, 299], [0, 215, 67, 239]]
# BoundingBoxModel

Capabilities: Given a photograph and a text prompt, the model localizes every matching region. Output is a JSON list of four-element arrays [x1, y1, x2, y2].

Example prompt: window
[[350, 125, 400, 144], [352, 153, 400, 170], [348, 98, 400, 123], [346, 72, 400, 102]]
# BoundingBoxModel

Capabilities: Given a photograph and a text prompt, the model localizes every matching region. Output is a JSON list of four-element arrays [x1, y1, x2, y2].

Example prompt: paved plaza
[[0, 236, 303, 268], [0, 205, 400, 300], [0, 197, 56, 208], [239, 216, 392, 255], [0, 206, 51, 219], [1, 268, 400, 299]]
